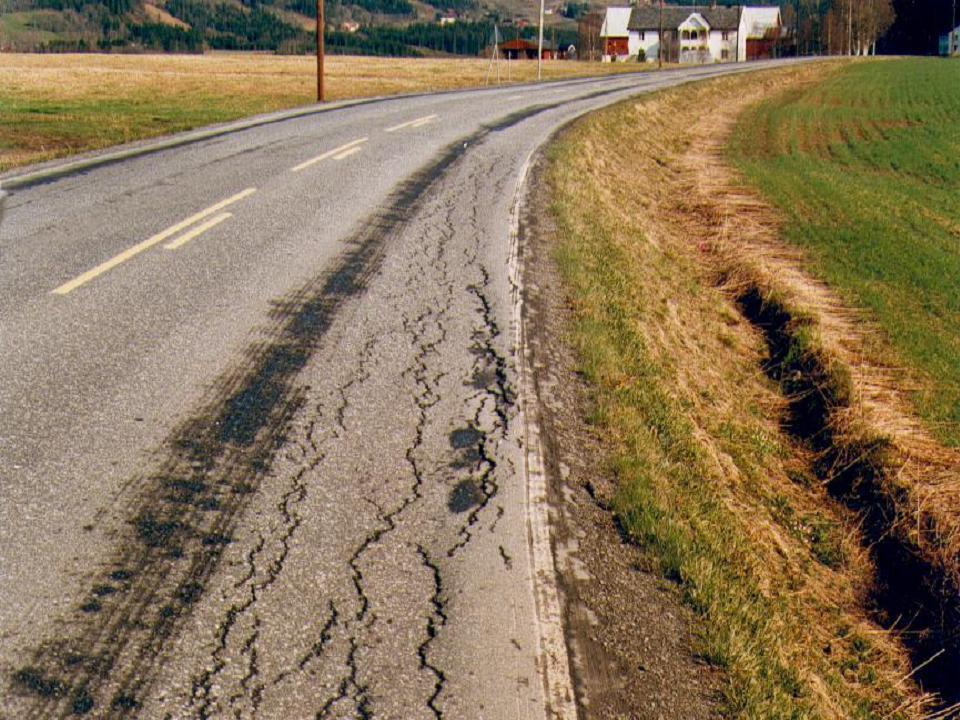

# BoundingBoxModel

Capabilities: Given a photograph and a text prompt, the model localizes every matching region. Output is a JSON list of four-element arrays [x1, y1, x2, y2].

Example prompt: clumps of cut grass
[[545, 62, 934, 718]]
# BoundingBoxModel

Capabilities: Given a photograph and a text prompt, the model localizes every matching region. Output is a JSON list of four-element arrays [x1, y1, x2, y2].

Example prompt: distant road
[[0, 60, 796, 718]]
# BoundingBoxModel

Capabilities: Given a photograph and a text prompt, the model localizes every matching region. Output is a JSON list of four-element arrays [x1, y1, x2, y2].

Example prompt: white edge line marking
[[332, 146, 363, 161], [163, 211, 232, 250], [384, 114, 438, 133], [52, 188, 256, 295], [509, 147, 577, 719], [291, 137, 367, 172]]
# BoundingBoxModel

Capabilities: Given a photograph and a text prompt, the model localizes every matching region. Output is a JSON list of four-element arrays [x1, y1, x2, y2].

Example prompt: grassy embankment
[[733, 58, 960, 446], [544, 61, 945, 718], [0, 52, 649, 172]]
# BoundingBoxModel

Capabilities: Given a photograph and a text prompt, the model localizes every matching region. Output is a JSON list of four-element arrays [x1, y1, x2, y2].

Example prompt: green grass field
[[732, 58, 960, 445]]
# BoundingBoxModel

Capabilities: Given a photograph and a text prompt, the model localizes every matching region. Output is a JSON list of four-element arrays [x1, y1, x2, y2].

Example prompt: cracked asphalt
[[0, 60, 798, 718]]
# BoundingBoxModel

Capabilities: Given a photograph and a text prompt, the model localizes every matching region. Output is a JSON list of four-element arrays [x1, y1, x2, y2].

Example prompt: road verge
[[535, 61, 942, 718]]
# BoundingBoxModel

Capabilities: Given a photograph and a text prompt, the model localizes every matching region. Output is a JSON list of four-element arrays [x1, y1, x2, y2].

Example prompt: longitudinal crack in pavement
[[7, 114, 536, 717]]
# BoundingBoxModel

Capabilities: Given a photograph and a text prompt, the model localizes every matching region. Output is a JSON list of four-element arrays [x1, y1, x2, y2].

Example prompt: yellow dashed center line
[[163, 212, 233, 250], [291, 137, 367, 172], [384, 114, 439, 133], [333, 146, 363, 161], [52, 187, 255, 295]]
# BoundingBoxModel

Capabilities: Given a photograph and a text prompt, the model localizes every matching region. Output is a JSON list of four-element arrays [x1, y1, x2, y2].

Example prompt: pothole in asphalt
[[449, 426, 482, 449], [448, 479, 483, 513]]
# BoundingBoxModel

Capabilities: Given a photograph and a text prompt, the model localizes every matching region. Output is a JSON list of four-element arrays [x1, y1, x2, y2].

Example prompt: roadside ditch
[[733, 285, 960, 706]]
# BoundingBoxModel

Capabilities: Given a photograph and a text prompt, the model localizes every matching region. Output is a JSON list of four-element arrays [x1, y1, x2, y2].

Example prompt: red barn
[[599, 6, 633, 58], [498, 38, 562, 60]]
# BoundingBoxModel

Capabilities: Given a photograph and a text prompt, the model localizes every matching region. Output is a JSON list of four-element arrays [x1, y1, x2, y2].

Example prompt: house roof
[[628, 5, 742, 31], [499, 38, 558, 51], [679, 11, 710, 29], [741, 6, 781, 38], [600, 6, 633, 38]]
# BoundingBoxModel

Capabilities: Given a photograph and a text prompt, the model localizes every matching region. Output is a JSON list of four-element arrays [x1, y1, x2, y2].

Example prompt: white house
[[599, 6, 636, 58], [739, 6, 783, 60], [940, 24, 960, 56], [600, 4, 781, 63]]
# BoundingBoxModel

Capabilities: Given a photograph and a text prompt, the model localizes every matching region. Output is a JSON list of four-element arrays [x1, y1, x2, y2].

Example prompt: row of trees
[[166, 0, 306, 49], [774, 0, 895, 56], [282, 0, 474, 20], [26, 23, 202, 52], [33, 0, 133, 14], [324, 20, 574, 57], [24, 16, 527, 57]]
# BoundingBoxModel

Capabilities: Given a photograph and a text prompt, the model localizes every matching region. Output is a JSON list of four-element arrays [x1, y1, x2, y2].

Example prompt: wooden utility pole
[[658, 0, 664, 67], [317, 0, 325, 102], [537, 0, 545, 81]]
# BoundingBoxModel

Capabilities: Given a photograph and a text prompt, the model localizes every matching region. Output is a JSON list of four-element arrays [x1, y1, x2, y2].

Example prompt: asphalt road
[[0, 60, 796, 719]]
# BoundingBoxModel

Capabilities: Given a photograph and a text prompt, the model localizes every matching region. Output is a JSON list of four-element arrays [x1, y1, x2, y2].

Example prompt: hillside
[[0, 0, 580, 53]]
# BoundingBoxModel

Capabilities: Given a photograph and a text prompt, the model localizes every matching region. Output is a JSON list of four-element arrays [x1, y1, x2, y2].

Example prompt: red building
[[604, 36, 629, 55], [498, 38, 563, 60]]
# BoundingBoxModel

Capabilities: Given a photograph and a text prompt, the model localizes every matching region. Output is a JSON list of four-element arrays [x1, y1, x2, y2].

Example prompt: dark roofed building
[[627, 5, 741, 31], [497, 38, 563, 60]]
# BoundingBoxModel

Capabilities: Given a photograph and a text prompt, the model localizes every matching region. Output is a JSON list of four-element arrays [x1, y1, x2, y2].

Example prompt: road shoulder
[[520, 152, 722, 719]]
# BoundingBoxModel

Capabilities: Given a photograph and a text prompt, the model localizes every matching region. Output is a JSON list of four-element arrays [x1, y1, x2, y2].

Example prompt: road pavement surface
[[0, 60, 794, 719]]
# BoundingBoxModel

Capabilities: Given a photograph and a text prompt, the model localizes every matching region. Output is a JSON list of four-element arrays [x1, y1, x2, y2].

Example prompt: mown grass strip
[[731, 58, 960, 446]]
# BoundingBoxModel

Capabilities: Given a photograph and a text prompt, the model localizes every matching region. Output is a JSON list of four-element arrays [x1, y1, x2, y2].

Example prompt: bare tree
[[856, 0, 895, 54], [825, 0, 894, 54], [577, 11, 602, 61]]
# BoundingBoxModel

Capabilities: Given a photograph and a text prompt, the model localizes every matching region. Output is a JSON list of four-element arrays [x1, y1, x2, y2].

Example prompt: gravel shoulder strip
[[520, 152, 722, 719]]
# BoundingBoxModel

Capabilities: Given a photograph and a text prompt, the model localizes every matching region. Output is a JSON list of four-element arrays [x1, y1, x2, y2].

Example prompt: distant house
[[599, 6, 632, 57], [439, 13, 457, 25], [741, 6, 783, 60], [940, 24, 960, 56], [339, 21, 360, 33], [599, 4, 781, 63], [498, 38, 563, 60]]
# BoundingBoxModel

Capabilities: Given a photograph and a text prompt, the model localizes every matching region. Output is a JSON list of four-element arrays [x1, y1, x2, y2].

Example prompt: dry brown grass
[[0, 51, 648, 100], [548, 61, 945, 717], [686, 66, 960, 713], [0, 52, 650, 171]]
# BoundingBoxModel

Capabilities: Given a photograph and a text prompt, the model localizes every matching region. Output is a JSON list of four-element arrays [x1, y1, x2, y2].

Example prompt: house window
[[721, 48, 729, 59], [639, 31, 645, 41], [722, 30, 730, 41]]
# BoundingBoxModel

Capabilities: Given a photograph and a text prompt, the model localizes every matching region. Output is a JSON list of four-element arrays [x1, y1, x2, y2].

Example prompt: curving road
[[0, 60, 794, 719]]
